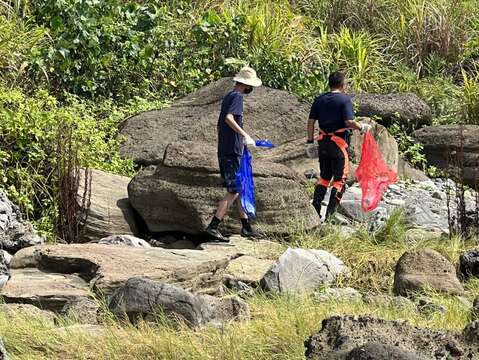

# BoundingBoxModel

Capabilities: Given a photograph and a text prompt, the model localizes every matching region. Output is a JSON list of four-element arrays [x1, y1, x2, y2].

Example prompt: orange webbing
[[317, 177, 331, 187]]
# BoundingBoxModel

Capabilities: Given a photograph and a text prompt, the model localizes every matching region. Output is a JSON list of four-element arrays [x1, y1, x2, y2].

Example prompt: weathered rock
[[350, 93, 432, 128], [417, 297, 447, 315], [78, 169, 139, 242], [393, 249, 464, 296], [346, 342, 424, 360], [0, 303, 55, 323], [0, 191, 44, 253], [397, 158, 429, 182], [61, 298, 99, 324], [119, 77, 308, 165], [98, 234, 150, 248], [8, 243, 231, 297], [305, 315, 477, 360], [128, 141, 319, 235], [362, 294, 414, 310], [0, 251, 10, 291], [261, 248, 349, 294], [459, 249, 479, 280], [199, 236, 283, 287], [464, 320, 479, 343], [340, 180, 456, 235], [413, 125, 479, 187], [1, 268, 92, 312], [109, 278, 249, 327], [1, 251, 12, 267], [224, 255, 274, 287], [201, 294, 250, 325], [0, 339, 8, 360]]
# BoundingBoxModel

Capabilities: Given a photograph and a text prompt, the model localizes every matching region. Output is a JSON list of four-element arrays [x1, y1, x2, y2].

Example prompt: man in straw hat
[[206, 66, 262, 243]]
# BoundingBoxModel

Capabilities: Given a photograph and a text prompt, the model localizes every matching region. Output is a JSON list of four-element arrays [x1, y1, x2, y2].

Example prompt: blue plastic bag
[[255, 139, 275, 148], [235, 147, 256, 218]]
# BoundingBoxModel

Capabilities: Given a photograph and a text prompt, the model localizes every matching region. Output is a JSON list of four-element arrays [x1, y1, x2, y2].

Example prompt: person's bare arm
[[307, 119, 316, 142], [225, 114, 248, 137]]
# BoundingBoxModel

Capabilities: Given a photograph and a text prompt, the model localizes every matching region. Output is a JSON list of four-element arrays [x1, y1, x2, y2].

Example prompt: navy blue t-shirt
[[309, 92, 354, 133], [217, 90, 244, 156]]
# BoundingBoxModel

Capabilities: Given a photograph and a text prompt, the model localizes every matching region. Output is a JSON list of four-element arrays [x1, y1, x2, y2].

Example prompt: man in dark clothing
[[206, 67, 262, 242], [306, 71, 371, 220]]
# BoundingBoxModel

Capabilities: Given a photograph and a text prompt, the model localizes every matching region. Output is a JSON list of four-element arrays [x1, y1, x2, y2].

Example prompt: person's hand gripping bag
[[354, 131, 397, 212]]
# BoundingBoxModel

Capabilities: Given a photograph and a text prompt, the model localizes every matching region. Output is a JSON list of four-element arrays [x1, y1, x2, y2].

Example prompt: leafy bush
[[0, 87, 147, 237]]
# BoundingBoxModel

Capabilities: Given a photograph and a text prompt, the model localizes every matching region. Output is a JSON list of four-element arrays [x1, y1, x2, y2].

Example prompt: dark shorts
[[219, 155, 241, 193]]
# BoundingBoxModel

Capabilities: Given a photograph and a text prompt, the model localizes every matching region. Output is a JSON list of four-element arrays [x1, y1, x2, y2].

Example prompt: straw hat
[[233, 66, 262, 87]]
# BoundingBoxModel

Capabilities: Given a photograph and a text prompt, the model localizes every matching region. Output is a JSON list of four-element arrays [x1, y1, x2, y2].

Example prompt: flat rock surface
[[1, 268, 91, 312], [8, 244, 232, 297], [199, 236, 284, 285]]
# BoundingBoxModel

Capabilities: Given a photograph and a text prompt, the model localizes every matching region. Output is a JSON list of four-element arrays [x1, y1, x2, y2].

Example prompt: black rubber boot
[[325, 186, 345, 220], [312, 185, 328, 217], [206, 216, 230, 243], [240, 218, 258, 239]]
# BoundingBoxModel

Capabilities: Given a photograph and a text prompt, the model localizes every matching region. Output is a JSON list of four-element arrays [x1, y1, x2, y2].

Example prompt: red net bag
[[354, 131, 397, 212]]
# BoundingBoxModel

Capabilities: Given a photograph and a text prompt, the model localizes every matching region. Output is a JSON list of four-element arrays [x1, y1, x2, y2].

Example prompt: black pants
[[312, 136, 349, 219]]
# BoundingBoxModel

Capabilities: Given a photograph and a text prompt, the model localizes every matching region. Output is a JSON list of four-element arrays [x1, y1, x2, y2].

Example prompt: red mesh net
[[354, 131, 397, 212]]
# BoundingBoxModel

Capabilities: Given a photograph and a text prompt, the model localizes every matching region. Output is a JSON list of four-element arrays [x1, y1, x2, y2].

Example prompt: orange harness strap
[[315, 128, 350, 190]]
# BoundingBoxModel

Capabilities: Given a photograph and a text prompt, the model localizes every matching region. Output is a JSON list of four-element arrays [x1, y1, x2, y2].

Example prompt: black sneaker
[[241, 227, 259, 240], [206, 226, 230, 243]]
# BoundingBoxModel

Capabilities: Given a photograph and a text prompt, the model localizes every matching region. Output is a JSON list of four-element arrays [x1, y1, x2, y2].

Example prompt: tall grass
[[0, 292, 473, 360], [461, 69, 479, 125], [0, 15, 47, 87]]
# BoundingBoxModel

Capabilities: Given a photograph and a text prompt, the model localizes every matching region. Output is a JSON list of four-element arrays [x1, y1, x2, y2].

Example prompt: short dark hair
[[328, 71, 345, 89]]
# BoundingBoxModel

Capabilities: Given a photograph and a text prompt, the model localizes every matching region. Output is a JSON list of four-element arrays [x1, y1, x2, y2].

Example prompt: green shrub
[[0, 87, 153, 237]]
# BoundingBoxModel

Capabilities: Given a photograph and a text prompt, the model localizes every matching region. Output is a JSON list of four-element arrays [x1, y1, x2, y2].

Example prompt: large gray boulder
[[261, 248, 349, 294], [119, 77, 308, 165], [393, 249, 464, 296], [128, 141, 319, 235], [351, 93, 432, 128], [0, 191, 44, 253], [78, 169, 139, 242], [413, 125, 479, 187], [459, 249, 479, 280], [109, 278, 249, 327], [305, 315, 474, 360]]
